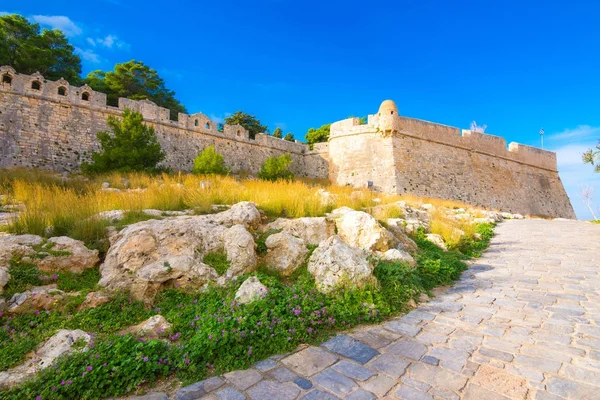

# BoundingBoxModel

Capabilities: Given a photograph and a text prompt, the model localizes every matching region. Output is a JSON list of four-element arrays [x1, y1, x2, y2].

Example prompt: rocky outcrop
[[124, 315, 172, 339], [7, 284, 65, 313], [99, 202, 261, 303], [377, 249, 416, 266], [0, 329, 91, 387], [385, 219, 419, 253], [263, 231, 309, 276], [35, 236, 99, 273], [426, 234, 447, 251], [335, 211, 397, 252], [77, 291, 111, 310], [307, 235, 375, 293], [235, 276, 267, 304], [265, 217, 335, 246], [0, 266, 9, 295], [223, 225, 257, 277]]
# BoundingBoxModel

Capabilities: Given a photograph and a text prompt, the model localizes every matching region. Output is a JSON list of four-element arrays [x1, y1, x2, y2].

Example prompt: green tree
[[0, 14, 81, 83], [272, 127, 283, 138], [192, 145, 229, 175], [224, 111, 268, 140], [82, 109, 165, 174], [305, 123, 331, 145], [583, 140, 600, 172], [258, 154, 294, 181], [284, 132, 295, 142], [85, 60, 186, 120]]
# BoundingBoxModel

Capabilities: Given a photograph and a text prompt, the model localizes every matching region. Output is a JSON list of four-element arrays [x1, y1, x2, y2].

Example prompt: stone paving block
[[269, 367, 298, 383], [346, 388, 376, 400], [479, 347, 514, 362], [282, 346, 338, 376], [393, 385, 433, 400], [401, 376, 431, 392], [471, 364, 528, 399], [427, 346, 469, 363], [300, 389, 339, 400], [254, 358, 279, 372], [129, 393, 168, 400], [520, 345, 571, 363], [385, 337, 427, 360], [224, 368, 263, 391], [546, 376, 599, 399], [350, 331, 393, 349], [322, 334, 379, 364], [313, 369, 358, 396], [559, 364, 600, 386], [176, 377, 225, 400], [407, 363, 467, 392], [535, 390, 566, 400], [514, 354, 562, 373], [383, 320, 422, 337], [463, 383, 511, 400], [421, 355, 439, 365], [367, 354, 410, 379], [332, 360, 375, 381], [429, 387, 460, 400], [415, 331, 448, 345], [293, 377, 313, 390], [246, 380, 300, 400], [360, 374, 397, 396], [483, 337, 522, 353], [214, 386, 246, 400]]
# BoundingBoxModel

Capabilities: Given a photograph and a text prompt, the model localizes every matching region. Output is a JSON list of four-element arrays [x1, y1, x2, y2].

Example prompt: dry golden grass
[[0, 168, 484, 246]]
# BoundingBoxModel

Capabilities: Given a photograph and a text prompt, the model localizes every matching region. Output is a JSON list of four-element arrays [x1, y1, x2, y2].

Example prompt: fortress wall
[[391, 132, 575, 218], [0, 68, 324, 177], [328, 126, 397, 192]]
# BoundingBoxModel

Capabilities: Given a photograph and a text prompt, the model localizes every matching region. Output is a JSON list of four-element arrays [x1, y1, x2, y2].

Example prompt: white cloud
[[87, 34, 129, 50], [31, 15, 82, 37], [547, 128, 600, 221], [75, 47, 101, 63]]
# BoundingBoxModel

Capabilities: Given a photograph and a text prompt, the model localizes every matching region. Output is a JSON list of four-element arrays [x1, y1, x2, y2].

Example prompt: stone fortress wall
[[0, 66, 575, 218]]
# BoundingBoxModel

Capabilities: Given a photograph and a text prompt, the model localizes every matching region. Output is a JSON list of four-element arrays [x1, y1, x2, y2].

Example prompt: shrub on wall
[[258, 154, 294, 181], [82, 109, 165, 174], [192, 145, 230, 175]]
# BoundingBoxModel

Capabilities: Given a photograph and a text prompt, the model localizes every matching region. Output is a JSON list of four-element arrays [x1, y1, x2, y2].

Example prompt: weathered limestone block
[[335, 211, 397, 252], [385, 219, 419, 253], [0, 329, 91, 387], [36, 236, 99, 273], [265, 217, 335, 245], [377, 249, 416, 266], [307, 235, 375, 293], [124, 315, 172, 339], [426, 234, 447, 251], [223, 225, 257, 277], [235, 276, 267, 304], [8, 284, 65, 313], [264, 231, 308, 276]]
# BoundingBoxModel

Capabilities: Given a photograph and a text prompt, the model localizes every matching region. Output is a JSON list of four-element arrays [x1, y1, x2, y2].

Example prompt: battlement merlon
[[329, 99, 558, 172], [0, 66, 309, 154]]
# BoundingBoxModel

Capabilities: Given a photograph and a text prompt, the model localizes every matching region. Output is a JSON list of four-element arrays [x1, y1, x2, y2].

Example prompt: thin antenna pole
[[540, 128, 545, 149]]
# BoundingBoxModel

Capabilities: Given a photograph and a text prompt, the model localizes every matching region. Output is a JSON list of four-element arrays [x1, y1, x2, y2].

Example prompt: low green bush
[[258, 154, 294, 182], [192, 146, 230, 175]]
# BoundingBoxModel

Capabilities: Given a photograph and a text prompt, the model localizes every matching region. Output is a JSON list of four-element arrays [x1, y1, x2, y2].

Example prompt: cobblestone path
[[173, 220, 600, 400]]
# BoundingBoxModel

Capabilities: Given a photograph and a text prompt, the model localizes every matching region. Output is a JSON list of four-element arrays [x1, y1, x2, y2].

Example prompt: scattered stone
[[294, 377, 313, 390], [124, 315, 172, 339], [234, 276, 267, 305], [264, 231, 308, 275], [307, 235, 375, 293], [36, 236, 99, 273], [8, 284, 65, 313], [77, 291, 111, 310], [246, 379, 300, 400], [223, 225, 257, 277], [376, 248, 415, 266], [176, 377, 225, 400], [224, 368, 263, 390], [425, 234, 447, 251], [281, 346, 338, 376], [265, 217, 335, 245], [0, 329, 91, 387], [335, 211, 397, 252]]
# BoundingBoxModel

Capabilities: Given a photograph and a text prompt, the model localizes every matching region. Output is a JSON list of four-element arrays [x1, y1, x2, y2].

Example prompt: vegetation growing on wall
[[224, 111, 268, 140]]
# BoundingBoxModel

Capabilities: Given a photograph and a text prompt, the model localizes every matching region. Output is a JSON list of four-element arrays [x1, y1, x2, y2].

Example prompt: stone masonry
[[143, 219, 599, 400], [0, 66, 574, 218]]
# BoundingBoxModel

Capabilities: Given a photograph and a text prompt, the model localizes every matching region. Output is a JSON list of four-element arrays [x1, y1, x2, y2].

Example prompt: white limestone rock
[[235, 276, 268, 304], [36, 236, 99, 274], [265, 217, 335, 245], [335, 211, 397, 252], [8, 285, 65, 313], [124, 315, 172, 338], [223, 225, 257, 277], [425, 234, 448, 251], [377, 249, 416, 266], [307, 235, 375, 293], [264, 231, 309, 276], [385, 219, 419, 253]]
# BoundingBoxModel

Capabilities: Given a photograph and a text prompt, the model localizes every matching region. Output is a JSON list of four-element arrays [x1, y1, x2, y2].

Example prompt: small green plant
[[203, 251, 230, 275], [258, 154, 294, 182], [192, 145, 230, 175], [255, 229, 282, 255], [3, 257, 43, 298], [82, 109, 166, 174], [55, 268, 101, 292]]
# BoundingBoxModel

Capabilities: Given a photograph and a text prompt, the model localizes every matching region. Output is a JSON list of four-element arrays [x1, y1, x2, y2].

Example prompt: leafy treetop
[[583, 140, 600, 173], [85, 60, 187, 121], [272, 127, 283, 138], [0, 14, 82, 83], [224, 111, 268, 140], [284, 133, 294, 142], [258, 154, 294, 181], [192, 145, 230, 175], [305, 123, 331, 145], [82, 109, 165, 174]]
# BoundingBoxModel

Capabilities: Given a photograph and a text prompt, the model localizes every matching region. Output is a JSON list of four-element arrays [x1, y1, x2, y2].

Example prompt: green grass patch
[[255, 229, 282, 256], [202, 251, 230, 275]]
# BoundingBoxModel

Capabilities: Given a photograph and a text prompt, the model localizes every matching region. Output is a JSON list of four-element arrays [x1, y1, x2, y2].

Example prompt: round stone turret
[[378, 99, 398, 116], [377, 99, 399, 134]]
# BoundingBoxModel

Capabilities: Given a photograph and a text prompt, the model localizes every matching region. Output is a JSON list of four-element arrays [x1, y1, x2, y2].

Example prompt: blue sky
[[3, 0, 600, 219]]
